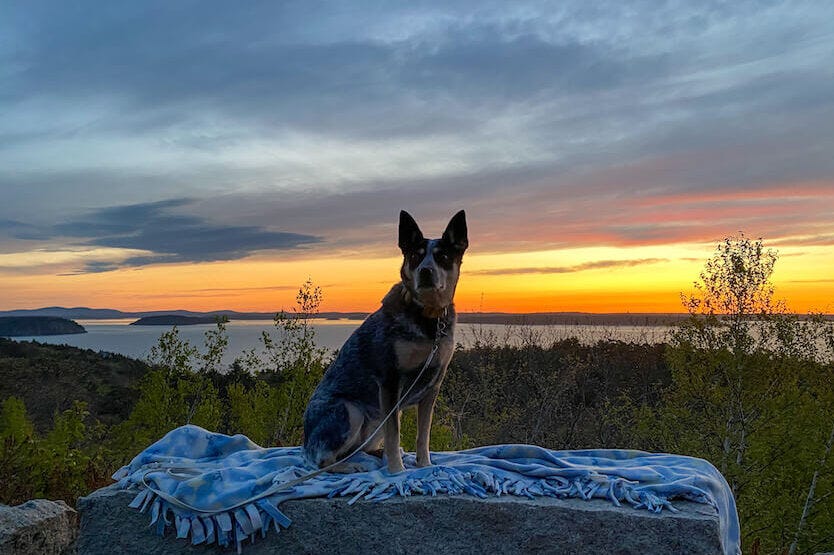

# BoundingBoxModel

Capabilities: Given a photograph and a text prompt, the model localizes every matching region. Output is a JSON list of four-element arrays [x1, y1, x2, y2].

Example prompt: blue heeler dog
[[303, 210, 468, 473]]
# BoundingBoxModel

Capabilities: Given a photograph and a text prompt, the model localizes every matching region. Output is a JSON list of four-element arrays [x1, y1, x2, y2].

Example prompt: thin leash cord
[[138, 310, 449, 515]]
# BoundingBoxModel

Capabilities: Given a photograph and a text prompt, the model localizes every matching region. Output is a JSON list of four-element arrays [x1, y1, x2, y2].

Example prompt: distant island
[[4, 306, 832, 327], [0, 316, 86, 337], [1, 307, 694, 326], [130, 315, 224, 326]]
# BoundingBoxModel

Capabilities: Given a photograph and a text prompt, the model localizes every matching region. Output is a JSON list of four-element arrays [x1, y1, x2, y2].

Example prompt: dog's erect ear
[[399, 210, 424, 253], [442, 210, 468, 252]]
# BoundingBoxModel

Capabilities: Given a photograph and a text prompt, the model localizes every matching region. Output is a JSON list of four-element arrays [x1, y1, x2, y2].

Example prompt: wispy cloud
[[39, 199, 321, 273], [472, 258, 669, 276], [193, 284, 340, 293], [770, 235, 834, 247]]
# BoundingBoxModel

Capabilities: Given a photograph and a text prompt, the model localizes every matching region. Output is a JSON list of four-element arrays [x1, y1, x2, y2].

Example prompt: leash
[[138, 308, 450, 515]]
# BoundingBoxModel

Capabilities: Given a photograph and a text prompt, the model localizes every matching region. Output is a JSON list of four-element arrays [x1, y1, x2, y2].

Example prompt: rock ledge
[[76, 483, 722, 554], [0, 499, 78, 555]]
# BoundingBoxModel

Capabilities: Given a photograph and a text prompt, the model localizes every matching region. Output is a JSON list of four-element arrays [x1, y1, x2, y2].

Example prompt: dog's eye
[[436, 252, 450, 263]]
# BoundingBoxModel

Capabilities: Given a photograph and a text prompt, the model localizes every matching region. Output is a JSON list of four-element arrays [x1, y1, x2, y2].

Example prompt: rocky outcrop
[[76, 483, 723, 554], [0, 499, 78, 554]]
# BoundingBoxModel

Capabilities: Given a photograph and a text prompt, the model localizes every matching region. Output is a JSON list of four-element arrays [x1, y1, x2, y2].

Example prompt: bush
[[113, 325, 222, 450], [0, 397, 110, 505], [228, 278, 329, 445]]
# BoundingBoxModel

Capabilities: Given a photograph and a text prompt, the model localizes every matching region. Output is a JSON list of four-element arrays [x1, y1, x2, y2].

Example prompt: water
[[9, 319, 673, 365]]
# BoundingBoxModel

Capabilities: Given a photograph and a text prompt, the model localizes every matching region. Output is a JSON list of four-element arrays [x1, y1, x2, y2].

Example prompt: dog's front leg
[[380, 383, 405, 473], [416, 386, 440, 467]]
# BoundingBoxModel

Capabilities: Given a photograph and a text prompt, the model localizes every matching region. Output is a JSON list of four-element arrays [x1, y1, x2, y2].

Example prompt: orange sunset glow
[[3, 239, 832, 314]]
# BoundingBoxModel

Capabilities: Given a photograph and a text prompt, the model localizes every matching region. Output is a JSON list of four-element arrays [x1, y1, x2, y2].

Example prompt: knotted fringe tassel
[[128, 465, 714, 552], [129, 489, 293, 554]]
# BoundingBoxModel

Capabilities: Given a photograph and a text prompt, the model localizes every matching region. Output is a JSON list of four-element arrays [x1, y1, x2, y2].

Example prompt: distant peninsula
[[130, 315, 223, 326], [0, 316, 86, 337], [6, 306, 831, 327]]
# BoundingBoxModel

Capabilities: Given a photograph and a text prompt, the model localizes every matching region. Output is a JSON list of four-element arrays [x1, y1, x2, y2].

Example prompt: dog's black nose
[[418, 267, 435, 287]]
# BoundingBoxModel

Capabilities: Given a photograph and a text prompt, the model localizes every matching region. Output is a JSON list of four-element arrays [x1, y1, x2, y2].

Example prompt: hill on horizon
[[0, 306, 702, 326]]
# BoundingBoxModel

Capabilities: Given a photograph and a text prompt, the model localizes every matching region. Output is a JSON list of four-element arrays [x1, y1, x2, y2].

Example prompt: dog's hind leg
[[359, 420, 385, 459], [303, 399, 365, 471]]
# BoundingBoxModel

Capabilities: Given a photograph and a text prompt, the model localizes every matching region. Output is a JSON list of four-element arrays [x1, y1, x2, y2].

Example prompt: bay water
[[11, 319, 673, 366]]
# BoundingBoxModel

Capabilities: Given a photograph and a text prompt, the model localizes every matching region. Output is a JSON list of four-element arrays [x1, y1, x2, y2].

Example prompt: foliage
[[0, 397, 109, 505], [259, 278, 329, 445], [400, 401, 468, 452], [114, 325, 223, 450], [443, 337, 670, 450], [226, 381, 284, 447], [114, 279, 330, 449], [644, 234, 834, 554], [0, 397, 36, 503], [0, 337, 149, 431]]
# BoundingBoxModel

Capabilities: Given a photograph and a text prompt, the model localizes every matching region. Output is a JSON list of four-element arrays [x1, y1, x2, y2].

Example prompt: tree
[[680, 232, 777, 352], [672, 234, 778, 481], [654, 233, 834, 553], [116, 324, 223, 448], [230, 278, 329, 445]]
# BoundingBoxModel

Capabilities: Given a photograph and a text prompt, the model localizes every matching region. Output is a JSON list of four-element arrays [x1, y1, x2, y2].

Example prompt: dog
[[303, 210, 468, 473]]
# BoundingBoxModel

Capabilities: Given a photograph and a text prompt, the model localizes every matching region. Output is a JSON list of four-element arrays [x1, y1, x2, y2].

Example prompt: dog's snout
[[418, 267, 435, 287]]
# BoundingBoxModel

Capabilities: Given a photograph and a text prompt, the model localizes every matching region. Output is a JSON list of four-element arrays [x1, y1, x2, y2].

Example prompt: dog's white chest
[[394, 340, 434, 371]]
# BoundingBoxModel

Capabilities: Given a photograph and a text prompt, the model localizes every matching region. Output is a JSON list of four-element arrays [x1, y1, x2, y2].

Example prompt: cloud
[[0, 1, 833, 266], [191, 283, 344, 293], [770, 235, 834, 247], [1, 4, 673, 142], [47, 199, 321, 272], [61, 261, 121, 275], [0, 219, 44, 241], [4, 1, 831, 160], [472, 258, 669, 276]]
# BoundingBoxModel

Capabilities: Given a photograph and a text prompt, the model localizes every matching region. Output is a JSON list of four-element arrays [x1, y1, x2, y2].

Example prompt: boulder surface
[[0, 499, 78, 554], [77, 483, 723, 554]]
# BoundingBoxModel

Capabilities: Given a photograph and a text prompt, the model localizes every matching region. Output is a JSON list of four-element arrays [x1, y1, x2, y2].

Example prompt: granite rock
[[0, 499, 79, 554], [77, 483, 723, 554]]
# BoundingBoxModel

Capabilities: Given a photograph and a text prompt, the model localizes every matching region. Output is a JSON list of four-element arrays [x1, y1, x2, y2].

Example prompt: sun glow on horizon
[[2, 242, 831, 315]]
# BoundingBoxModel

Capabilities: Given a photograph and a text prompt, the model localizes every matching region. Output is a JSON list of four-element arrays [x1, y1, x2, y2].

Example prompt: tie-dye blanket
[[113, 425, 740, 554]]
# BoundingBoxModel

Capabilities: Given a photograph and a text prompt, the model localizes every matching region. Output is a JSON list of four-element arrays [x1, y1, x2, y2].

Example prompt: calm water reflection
[[11, 319, 672, 365]]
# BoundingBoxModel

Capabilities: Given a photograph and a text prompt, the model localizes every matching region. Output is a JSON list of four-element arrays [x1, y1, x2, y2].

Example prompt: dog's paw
[[387, 460, 406, 474], [330, 462, 369, 474]]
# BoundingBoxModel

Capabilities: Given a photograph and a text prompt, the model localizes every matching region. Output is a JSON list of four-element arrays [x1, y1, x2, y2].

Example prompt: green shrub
[[0, 398, 110, 505]]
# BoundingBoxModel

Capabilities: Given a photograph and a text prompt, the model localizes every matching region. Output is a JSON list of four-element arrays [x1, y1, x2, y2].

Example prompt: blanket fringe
[[128, 465, 708, 553], [128, 489, 294, 554]]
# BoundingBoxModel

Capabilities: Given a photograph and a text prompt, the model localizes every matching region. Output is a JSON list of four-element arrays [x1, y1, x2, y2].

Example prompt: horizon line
[[3, 306, 834, 317]]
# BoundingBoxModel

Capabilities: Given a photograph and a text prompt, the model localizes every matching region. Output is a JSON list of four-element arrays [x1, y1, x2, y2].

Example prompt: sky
[[1, 1, 832, 314]]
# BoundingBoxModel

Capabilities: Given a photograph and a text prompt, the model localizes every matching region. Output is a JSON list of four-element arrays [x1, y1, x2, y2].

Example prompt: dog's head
[[398, 210, 468, 316]]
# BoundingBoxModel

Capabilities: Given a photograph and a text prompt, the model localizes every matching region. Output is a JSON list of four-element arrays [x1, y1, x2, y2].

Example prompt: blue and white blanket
[[114, 425, 740, 554]]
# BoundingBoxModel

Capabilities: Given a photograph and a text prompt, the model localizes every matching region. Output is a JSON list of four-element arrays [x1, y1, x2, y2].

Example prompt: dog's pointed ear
[[442, 210, 468, 252], [399, 210, 424, 253]]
